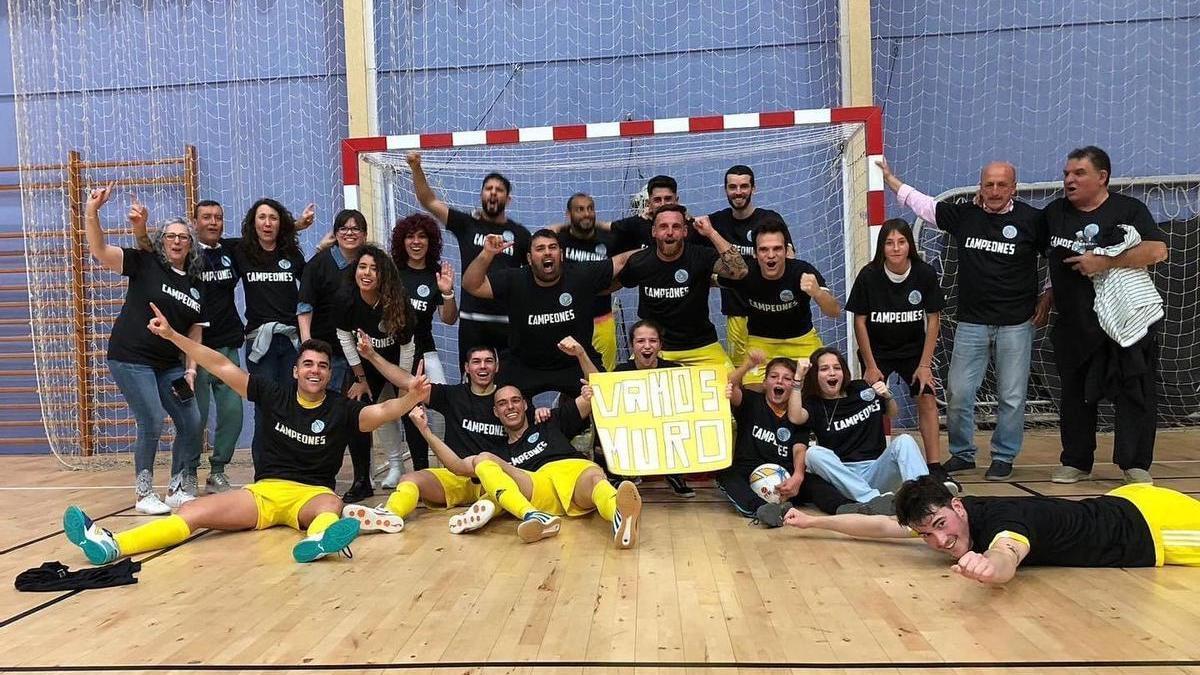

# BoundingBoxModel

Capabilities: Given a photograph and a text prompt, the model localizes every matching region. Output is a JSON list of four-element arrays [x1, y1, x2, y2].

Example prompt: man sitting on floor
[[783, 474, 1200, 584], [63, 303, 430, 565]]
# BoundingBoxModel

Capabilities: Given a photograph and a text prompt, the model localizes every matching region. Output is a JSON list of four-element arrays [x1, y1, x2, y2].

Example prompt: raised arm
[[406, 152, 450, 224], [462, 234, 508, 300], [692, 215, 748, 280], [436, 260, 459, 325], [407, 405, 476, 476], [783, 508, 912, 539], [574, 379, 594, 421], [872, 380, 900, 419], [801, 272, 840, 318], [557, 336, 598, 376], [129, 196, 152, 251], [358, 362, 431, 432], [83, 184, 126, 273], [609, 248, 638, 279], [727, 349, 765, 408], [147, 303, 248, 398], [876, 158, 938, 224], [787, 358, 811, 426], [295, 203, 316, 232], [355, 329, 424, 397]]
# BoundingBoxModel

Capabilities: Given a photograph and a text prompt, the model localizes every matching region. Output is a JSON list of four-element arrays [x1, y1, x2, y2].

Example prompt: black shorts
[[859, 352, 934, 397]]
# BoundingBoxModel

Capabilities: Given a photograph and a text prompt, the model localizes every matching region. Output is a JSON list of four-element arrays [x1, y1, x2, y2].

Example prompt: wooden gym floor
[[0, 429, 1198, 675]]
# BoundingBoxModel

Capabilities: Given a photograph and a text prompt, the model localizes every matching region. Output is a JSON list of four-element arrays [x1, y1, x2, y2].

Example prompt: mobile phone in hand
[[171, 376, 195, 404]]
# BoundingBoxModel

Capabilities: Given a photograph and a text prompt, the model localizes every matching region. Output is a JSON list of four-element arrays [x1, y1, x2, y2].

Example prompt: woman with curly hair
[[84, 184, 204, 514], [389, 213, 458, 481], [336, 244, 418, 502]]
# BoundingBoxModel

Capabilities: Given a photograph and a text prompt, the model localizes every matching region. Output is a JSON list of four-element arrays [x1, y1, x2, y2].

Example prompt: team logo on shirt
[[417, 284, 431, 298], [502, 230, 515, 243], [908, 290, 922, 305], [780, 289, 794, 302], [189, 287, 200, 300], [278, 259, 292, 270], [860, 388, 876, 402], [378, 321, 388, 332], [746, 231, 755, 242], [1002, 225, 1018, 240], [220, 255, 232, 267], [528, 432, 540, 443], [595, 243, 607, 256], [559, 293, 573, 307], [311, 419, 325, 433], [674, 269, 689, 284], [776, 427, 791, 442]]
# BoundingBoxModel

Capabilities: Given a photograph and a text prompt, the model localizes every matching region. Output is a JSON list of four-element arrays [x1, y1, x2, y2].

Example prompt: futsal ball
[[749, 463, 791, 504]]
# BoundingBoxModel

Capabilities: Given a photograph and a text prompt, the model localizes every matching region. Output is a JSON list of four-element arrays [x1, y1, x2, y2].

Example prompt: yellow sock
[[592, 480, 618, 522], [306, 511, 340, 537], [385, 481, 420, 518], [476, 460, 534, 519], [114, 515, 191, 557]]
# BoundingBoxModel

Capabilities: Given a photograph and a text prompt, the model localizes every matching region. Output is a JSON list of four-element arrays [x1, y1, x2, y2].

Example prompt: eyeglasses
[[337, 225, 365, 233], [162, 233, 192, 242]]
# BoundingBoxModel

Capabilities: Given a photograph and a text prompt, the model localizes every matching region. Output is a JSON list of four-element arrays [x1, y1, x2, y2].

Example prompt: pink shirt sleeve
[[896, 184, 938, 225]]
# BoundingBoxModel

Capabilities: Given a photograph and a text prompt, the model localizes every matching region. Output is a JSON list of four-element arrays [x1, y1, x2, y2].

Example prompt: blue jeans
[[106, 359, 202, 478], [946, 321, 1034, 464], [804, 435, 928, 502]]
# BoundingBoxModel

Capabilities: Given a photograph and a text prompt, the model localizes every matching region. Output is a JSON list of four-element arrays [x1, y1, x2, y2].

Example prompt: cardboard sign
[[589, 366, 732, 476]]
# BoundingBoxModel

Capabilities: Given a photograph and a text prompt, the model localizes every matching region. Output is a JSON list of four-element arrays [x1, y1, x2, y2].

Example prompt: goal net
[[349, 111, 881, 386]]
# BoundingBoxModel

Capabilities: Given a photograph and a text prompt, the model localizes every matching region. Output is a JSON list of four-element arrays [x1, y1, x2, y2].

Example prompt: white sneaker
[[341, 504, 404, 534], [135, 493, 171, 515], [165, 472, 197, 509], [449, 500, 496, 534], [380, 464, 404, 490]]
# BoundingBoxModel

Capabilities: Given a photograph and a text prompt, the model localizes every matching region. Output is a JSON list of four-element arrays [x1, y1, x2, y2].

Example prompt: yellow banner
[[589, 366, 732, 476]]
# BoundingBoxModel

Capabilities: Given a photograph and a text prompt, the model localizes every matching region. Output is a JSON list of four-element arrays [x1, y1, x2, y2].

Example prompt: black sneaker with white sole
[[664, 475, 695, 498]]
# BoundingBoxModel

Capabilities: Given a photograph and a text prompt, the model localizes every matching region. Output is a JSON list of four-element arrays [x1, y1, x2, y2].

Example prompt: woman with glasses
[[85, 184, 205, 514], [389, 213, 457, 482]]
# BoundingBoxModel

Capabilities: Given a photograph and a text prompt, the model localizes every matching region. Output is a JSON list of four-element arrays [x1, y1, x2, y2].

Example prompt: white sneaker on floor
[[449, 500, 496, 534], [135, 493, 171, 515], [1122, 468, 1154, 484], [380, 465, 404, 490], [165, 472, 197, 509]]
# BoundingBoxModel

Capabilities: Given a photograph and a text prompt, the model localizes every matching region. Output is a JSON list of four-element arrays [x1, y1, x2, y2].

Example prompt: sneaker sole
[[613, 482, 642, 549], [984, 471, 1013, 482], [293, 517, 361, 563], [342, 505, 404, 534], [517, 515, 561, 544], [449, 501, 496, 535], [1051, 474, 1090, 484], [63, 506, 116, 565]]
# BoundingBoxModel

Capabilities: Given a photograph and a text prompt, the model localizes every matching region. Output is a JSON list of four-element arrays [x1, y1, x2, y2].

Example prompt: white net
[[361, 123, 868, 382]]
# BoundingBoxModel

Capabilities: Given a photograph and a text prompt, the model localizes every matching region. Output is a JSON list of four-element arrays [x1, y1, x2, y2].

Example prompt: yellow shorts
[[661, 342, 732, 371], [1109, 484, 1200, 567], [426, 467, 486, 509], [244, 479, 335, 531], [725, 316, 749, 367], [593, 313, 618, 372], [529, 458, 600, 517], [745, 330, 824, 383]]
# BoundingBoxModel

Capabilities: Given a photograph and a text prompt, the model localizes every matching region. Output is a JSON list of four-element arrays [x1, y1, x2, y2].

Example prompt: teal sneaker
[[292, 517, 361, 563], [63, 506, 119, 565]]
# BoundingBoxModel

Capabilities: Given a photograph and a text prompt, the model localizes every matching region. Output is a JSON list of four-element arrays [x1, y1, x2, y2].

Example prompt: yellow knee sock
[[385, 481, 420, 518], [114, 515, 191, 557], [476, 460, 534, 518], [592, 480, 618, 522], [306, 511, 340, 537]]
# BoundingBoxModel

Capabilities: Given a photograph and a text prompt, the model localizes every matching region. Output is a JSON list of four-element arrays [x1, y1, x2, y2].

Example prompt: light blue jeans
[[106, 359, 202, 478], [946, 321, 1034, 464], [804, 434, 929, 502]]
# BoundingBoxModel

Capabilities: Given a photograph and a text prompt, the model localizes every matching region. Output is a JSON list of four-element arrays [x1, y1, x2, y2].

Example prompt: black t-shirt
[[719, 259, 825, 340], [335, 290, 416, 387], [197, 239, 244, 349], [246, 375, 367, 491], [559, 229, 616, 318], [936, 200, 1046, 325], [963, 494, 1156, 568], [845, 261, 945, 361], [445, 208, 530, 317], [397, 262, 444, 356], [613, 358, 682, 372], [803, 380, 887, 462], [490, 263, 613, 370], [1043, 193, 1164, 363], [610, 215, 652, 255], [506, 400, 590, 472], [232, 245, 305, 332], [299, 247, 354, 347], [618, 244, 720, 351], [732, 390, 803, 470], [107, 248, 206, 369], [426, 383, 508, 458], [706, 207, 793, 315]]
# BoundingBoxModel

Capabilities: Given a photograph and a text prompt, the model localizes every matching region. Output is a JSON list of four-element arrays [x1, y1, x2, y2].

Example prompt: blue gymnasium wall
[[2, 2, 1196, 453]]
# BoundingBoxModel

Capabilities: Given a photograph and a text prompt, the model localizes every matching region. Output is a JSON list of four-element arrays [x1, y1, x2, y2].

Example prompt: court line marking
[[0, 506, 134, 557], [2, 658, 1200, 671]]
